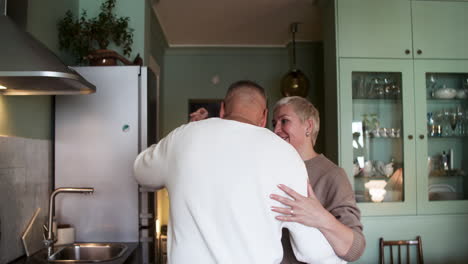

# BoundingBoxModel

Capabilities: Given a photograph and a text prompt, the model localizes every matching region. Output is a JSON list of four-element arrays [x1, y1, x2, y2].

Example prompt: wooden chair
[[379, 236, 424, 264]]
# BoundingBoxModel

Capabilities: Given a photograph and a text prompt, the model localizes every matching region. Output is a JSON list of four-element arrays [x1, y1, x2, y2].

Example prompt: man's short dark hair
[[225, 80, 266, 101]]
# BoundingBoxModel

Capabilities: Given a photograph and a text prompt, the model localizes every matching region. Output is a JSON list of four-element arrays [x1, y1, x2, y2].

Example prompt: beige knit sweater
[[281, 154, 366, 263]]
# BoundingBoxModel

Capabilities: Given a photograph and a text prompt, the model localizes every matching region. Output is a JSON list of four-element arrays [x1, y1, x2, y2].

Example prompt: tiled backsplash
[[0, 136, 51, 263]]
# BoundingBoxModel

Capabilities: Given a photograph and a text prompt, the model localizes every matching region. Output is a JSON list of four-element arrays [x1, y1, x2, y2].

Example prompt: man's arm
[[133, 134, 172, 190], [286, 223, 346, 264], [271, 148, 345, 264]]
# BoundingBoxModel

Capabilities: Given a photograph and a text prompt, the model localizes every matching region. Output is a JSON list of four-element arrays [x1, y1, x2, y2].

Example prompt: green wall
[[161, 43, 323, 137], [0, 96, 52, 139], [28, 0, 79, 64]]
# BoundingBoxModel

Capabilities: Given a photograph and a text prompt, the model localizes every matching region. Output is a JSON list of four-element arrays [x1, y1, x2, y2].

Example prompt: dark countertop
[[10, 243, 139, 264]]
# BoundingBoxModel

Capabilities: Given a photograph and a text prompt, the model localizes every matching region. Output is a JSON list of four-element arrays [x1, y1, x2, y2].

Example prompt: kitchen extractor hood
[[0, 2, 96, 95]]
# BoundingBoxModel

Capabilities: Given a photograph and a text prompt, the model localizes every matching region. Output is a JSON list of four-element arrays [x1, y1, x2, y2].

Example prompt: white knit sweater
[[134, 118, 345, 264]]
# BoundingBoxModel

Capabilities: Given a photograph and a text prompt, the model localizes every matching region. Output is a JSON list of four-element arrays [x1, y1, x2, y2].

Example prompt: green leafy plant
[[58, 0, 134, 63]]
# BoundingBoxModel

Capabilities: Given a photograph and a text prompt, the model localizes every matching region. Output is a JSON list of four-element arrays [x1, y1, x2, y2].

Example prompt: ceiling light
[[0, 84, 7, 89], [281, 23, 309, 98]]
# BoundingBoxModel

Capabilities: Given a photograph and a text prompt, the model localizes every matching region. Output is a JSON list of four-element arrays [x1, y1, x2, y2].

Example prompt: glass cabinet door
[[340, 59, 416, 216], [415, 60, 468, 214], [351, 72, 404, 204]]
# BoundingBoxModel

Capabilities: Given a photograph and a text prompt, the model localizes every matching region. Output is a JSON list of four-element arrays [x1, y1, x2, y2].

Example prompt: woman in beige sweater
[[270, 96, 366, 262]]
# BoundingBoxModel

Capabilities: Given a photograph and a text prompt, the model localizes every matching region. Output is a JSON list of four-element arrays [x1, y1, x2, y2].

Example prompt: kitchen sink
[[47, 243, 128, 262]]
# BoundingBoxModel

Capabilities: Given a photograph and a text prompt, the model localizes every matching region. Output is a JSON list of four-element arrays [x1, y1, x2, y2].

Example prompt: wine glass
[[383, 78, 392, 99], [457, 107, 466, 136], [442, 108, 451, 136], [368, 78, 383, 99], [427, 74, 438, 98], [370, 114, 381, 137], [449, 109, 458, 136], [433, 110, 445, 136]]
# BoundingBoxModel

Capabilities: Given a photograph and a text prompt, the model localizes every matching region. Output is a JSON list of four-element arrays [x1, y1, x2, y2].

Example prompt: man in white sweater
[[134, 81, 344, 264]]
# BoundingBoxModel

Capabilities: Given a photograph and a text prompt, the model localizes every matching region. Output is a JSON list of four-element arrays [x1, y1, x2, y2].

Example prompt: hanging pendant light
[[281, 22, 309, 97]]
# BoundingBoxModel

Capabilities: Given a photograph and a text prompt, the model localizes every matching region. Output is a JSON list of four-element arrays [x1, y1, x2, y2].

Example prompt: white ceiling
[[153, 0, 322, 47]]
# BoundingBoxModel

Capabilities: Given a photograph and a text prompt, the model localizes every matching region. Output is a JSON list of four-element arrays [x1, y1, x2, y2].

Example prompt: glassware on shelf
[[362, 114, 371, 137], [442, 108, 452, 136], [463, 77, 468, 90], [427, 74, 438, 98], [456, 106, 466, 136], [449, 109, 458, 134], [353, 75, 366, 99], [432, 110, 444, 137], [383, 78, 392, 99], [367, 78, 384, 99], [391, 83, 401, 99], [370, 114, 381, 137], [427, 112, 436, 137]]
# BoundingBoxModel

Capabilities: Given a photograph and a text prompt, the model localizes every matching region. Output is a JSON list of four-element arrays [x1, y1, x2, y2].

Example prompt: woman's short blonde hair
[[274, 96, 320, 145]]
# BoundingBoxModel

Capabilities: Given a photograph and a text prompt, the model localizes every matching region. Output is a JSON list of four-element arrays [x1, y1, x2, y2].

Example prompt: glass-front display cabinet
[[339, 59, 468, 216], [339, 59, 416, 216], [415, 60, 468, 215]]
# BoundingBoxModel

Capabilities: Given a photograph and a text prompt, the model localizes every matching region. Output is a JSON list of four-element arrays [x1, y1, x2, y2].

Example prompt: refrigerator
[[54, 66, 159, 263]]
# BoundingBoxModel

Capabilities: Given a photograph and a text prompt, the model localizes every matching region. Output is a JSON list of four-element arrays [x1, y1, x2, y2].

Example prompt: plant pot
[[86, 49, 142, 66], [87, 49, 119, 66]]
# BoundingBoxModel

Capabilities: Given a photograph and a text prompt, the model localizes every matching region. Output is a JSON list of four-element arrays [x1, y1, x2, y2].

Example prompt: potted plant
[[58, 0, 139, 66]]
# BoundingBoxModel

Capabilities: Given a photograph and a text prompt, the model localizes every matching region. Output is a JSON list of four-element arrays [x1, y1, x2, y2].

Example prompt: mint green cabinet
[[337, 0, 413, 58], [412, 1, 468, 59], [338, 58, 468, 216], [414, 60, 468, 214], [324, 0, 468, 217], [337, 58, 468, 216], [337, 0, 468, 59], [338, 58, 417, 216]]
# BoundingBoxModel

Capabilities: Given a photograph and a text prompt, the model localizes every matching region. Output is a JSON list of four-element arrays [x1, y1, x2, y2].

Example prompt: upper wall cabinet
[[337, 0, 413, 59], [337, 0, 468, 59], [412, 1, 468, 59]]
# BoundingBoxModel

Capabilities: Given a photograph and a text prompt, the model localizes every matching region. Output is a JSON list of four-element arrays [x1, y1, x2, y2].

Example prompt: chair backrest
[[379, 236, 424, 264]]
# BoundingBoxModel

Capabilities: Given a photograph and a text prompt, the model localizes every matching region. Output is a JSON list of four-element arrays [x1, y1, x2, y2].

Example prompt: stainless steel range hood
[[0, 1, 95, 95]]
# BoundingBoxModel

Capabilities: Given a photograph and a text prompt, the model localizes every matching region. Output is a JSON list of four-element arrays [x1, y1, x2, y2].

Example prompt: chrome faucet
[[44, 187, 94, 258]]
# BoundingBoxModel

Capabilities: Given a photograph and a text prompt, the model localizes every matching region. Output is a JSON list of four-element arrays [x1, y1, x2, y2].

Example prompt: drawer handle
[[417, 49, 422, 55], [408, 135, 414, 140], [405, 49, 411, 55], [419, 134, 425, 139]]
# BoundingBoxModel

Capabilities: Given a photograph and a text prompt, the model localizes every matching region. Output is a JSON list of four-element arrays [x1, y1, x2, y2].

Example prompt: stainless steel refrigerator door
[[55, 66, 140, 242]]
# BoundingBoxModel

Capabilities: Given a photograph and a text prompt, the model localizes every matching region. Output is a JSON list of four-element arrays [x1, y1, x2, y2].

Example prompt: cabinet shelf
[[427, 98, 467, 104], [353, 98, 402, 104], [366, 136, 402, 140], [428, 136, 468, 139], [354, 175, 389, 180]]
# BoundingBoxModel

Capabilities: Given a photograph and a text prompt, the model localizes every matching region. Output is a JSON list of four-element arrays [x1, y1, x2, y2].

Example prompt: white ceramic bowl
[[434, 88, 457, 99]]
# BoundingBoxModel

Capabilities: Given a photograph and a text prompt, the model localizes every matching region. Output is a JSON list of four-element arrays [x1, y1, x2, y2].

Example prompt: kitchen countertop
[[10, 243, 139, 264]]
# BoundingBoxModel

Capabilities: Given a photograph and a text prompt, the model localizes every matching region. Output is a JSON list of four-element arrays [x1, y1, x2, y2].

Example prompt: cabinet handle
[[405, 49, 411, 55], [417, 49, 422, 55], [408, 135, 414, 140], [419, 134, 425, 139]]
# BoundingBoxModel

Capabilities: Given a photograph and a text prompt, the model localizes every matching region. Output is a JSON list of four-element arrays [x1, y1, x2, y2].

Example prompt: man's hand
[[189, 107, 209, 122]]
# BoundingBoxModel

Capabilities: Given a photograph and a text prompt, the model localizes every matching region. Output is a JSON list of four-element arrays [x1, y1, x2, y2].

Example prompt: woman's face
[[272, 104, 309, 151]]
